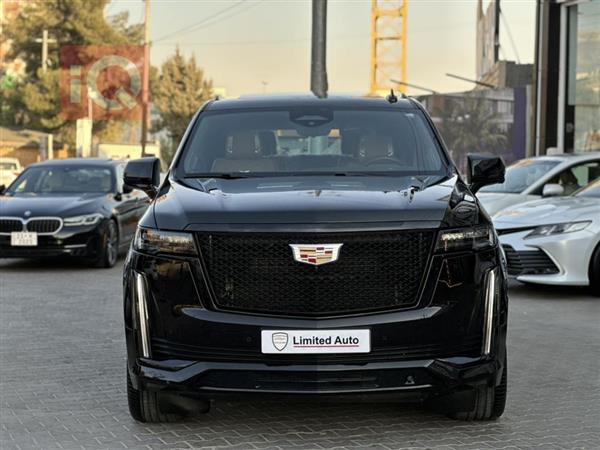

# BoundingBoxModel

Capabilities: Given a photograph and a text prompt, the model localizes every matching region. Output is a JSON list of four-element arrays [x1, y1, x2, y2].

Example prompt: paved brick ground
[[1, 257, 599, 449]]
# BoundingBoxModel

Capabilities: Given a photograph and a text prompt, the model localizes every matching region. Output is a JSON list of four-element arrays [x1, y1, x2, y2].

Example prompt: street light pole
[[141, 0, 151, 157]]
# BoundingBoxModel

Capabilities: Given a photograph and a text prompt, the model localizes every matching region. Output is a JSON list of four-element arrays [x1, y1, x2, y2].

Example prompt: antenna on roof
[[386, 89, 398, 103]]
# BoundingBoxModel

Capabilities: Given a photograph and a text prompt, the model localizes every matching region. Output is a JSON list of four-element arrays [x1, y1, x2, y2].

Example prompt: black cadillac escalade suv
[[123, 94, 508, 422]]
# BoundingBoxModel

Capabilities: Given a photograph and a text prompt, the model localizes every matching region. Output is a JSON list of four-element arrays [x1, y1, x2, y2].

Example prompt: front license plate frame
[[10, 231, 38, 246], [261, 329, 370, 354]]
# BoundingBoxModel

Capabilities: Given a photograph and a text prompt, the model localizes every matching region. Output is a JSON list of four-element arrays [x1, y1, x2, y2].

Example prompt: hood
[[493, 196, 600, 229], [476, 192, 526, 216], [0, 193, 109, 218], [152, 175, 480, 230]]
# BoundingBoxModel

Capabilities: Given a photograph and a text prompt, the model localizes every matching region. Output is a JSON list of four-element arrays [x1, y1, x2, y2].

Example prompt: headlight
[[63, 213, 103, 226], [525, 221, 591, 239], [436, 226, 495, 253], [133, 228, 197, 255]]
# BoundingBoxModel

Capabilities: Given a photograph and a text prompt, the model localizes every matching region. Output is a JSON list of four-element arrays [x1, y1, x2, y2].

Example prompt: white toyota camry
[[493, 179, 600, 295]]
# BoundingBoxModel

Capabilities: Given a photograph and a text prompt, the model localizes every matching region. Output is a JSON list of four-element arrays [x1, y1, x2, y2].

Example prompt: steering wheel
[[365, 157, 405, 167]]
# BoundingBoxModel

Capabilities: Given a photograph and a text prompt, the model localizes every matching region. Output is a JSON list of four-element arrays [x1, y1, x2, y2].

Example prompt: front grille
[[196, 231, 434, 316], [152, 334, 483, 364], [0, 219, 23, 233], [503, 245, 559, 276], [26, 218, 62, 234]]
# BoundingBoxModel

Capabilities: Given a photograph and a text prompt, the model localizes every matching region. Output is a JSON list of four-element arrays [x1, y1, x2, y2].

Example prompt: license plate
[[261, 329, 370, 354], [10, 231, 38, 246]]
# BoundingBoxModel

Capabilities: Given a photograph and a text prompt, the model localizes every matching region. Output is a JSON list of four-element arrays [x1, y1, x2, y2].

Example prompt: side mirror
[[124, 157, 161, 199], [542, 183, 564, 197], [0, 184, 5, 195], [467, 154, 506, 194], [122, 183, 134, 194]]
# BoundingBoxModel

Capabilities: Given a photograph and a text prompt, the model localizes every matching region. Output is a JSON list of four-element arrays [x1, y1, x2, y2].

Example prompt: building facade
[[535, 0, 600, 154]]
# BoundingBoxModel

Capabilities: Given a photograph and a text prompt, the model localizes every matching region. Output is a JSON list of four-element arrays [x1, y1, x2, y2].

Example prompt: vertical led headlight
[[134, 272, 151, 358], [483, 269, 498, 355]]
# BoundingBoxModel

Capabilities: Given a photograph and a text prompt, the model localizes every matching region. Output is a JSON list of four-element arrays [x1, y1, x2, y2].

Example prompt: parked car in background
[[477, 152, 600, 216], [494, 179, 600, 295], [0, 157, 22, 188], [0, 158, 149, 267]]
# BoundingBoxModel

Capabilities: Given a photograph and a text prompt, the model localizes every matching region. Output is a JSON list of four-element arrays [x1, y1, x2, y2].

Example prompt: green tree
[[153, 49, 213, 158], [1, 0, 143, 144]]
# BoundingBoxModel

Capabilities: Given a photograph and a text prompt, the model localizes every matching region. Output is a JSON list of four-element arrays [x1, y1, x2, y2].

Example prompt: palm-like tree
[[434, 96, 508, 170]]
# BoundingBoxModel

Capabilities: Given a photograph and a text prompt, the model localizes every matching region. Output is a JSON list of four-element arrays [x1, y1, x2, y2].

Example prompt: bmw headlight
[[525, 221, 591, 239], [63, 213, 103, 226], [436, 226, 495, 253], [133, 228, 197, 255]]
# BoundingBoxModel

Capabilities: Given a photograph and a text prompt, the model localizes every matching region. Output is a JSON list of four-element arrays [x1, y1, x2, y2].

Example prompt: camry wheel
[[93, 219, 119, 268], [590, 244, 600, 297]]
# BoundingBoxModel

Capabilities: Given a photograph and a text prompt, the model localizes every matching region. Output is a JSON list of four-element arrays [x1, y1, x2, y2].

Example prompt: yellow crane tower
[[370, 0, 408, 96]]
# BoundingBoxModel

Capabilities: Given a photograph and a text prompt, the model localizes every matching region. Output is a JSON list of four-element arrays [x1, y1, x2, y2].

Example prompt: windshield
[[479, 158, 561, 193], [177, 107, 447, 177], [575, 179, 600, 198], [7, 166, 114, 195]]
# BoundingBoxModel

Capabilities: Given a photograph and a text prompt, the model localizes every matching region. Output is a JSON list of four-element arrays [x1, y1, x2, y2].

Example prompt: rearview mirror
[[467, 154, 506, 194], [124, 157, 161, 199], [542, 183, 564, 197]]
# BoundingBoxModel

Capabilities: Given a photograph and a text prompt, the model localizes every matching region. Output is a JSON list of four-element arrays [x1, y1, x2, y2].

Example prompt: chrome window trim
[[0, 216, 63, 236]]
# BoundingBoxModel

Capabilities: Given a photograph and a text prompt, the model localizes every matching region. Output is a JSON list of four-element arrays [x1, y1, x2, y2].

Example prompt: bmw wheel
[[93, 219, 119, 268]]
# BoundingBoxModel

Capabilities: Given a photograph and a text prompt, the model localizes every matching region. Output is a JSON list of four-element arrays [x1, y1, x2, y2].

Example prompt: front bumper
[[500, 229, 596, 286], [124, 245, 508, 401], [0, 224, 103, 258], [129, 354, 502, 401]]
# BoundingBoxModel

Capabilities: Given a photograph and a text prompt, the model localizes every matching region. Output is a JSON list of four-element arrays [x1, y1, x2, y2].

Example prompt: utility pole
[[141, 0, 151, 157], [493, 0, 501, 64], [310, 0, 328, 98], [35, 30, 57, 73]]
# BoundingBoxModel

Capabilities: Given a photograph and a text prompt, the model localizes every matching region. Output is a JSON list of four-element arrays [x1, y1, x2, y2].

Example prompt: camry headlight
[[525, 221, 591, 239], [436, 226, 495, 253], [134, 228, 197, 255], [63, 213, 103, 226]]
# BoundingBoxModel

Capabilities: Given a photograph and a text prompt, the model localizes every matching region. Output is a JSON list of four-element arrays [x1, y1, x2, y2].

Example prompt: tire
[[589, 244, 600, 297], [449, 358, 507, 421], [126, 370, 181, 423], [92, 219, 119, 268]]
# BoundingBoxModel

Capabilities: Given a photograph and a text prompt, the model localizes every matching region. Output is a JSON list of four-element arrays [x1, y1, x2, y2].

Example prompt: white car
[[0, 157, 22, 188], [493, 179, 600, 295], [478, 152, 600, 216]]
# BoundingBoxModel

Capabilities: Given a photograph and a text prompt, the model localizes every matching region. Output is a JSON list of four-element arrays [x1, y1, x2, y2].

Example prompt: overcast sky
[[110, 0, 537, 97]]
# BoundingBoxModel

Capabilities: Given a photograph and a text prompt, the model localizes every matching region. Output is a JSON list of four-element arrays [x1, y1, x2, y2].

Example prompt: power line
[[153, 0, 252, 43], [153, 21, 473, 47], [171, 0, 263, 39]]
